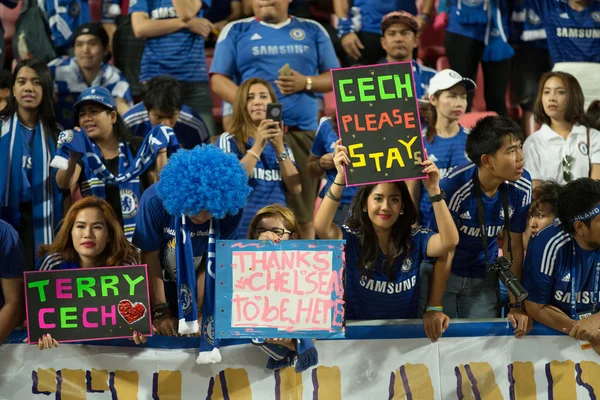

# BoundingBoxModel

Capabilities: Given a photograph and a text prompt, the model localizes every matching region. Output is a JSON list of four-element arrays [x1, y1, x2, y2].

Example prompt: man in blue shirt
[[0, 220, 25, 344], [48, 23, 133, 129], [210, 0, 339, 239], [123, 76, 211, 147], [523, 178, 600, 355], [130, 0, 217, 136], [427, 116, 531, 335]]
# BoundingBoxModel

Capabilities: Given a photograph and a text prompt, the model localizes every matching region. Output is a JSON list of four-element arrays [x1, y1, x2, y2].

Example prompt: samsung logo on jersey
[[458, 225, 504, 237], [151, 7, 178, 19], [251, 168, 281, 182], [554, 290, 594, 304], [163, 227, 209, 237], [359, 275, 416, 294], [252, 45, 310, 56], [556, 27, 600, 39]]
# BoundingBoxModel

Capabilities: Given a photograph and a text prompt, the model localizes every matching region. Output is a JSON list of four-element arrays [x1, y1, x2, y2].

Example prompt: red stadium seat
[[0, 1, 22, 66], [458, 111, 497, 130]]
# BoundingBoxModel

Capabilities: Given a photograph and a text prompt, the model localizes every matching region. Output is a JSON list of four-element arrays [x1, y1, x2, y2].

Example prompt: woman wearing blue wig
[[132, 145, 251, 364], [0, 59, 63, 270]]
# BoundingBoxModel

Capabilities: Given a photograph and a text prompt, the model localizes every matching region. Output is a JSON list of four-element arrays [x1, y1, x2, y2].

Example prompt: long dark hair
[[533, 71, 589, 127], [345, 182, 418, 279], [0, 58, 59, 141]]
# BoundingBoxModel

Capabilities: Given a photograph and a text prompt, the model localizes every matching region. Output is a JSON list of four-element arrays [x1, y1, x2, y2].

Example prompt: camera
[[486, 256, 529, 302]]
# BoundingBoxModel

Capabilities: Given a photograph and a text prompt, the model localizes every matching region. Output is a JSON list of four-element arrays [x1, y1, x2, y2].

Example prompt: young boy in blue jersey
[[123, 76, 211, 147], [210, 0, 339, 239], [426, 116, 532, 336], [333, 0, 435, 65], [130, 0, 217, 136], [379, 11, 437, 100], [0, 220, 25, 344], [523, 178, 600, 355], [48, 23, 133, 130]]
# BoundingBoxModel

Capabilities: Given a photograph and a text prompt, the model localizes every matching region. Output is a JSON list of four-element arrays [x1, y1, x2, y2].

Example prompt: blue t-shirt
[[132, 183, 242, 283], [205, 0, 238, 23], [0, 220, 24, 309], [523, 0, 600, 63], [123, 103, 210, 149], [210, 16, 340, 131], [310, 117, 357, 204], [36, 253, 138, 270], [217, 132, 295, 239], [342, 224, 434, 320], [447, 0, 511, 42], [129, 0, 211, 82], [48, 56, 133, 129], [431, 164, 532, 278], [419, 126, 470, 227], [353, 0, 418, 34], [523, 223, 600, 317]]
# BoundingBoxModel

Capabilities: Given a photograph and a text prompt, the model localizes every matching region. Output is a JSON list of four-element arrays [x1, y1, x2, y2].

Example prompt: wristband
[[247, 149, 261, 160], [418, 14, 431, 24], [426, 306, 443, 312], [337, 17, 353, 38], [151, 302, 170, 313], [332, 180, 345, 186], [152, 308, 173, 320], [326, 188, 342, 202], [508, 302, 524, 311]]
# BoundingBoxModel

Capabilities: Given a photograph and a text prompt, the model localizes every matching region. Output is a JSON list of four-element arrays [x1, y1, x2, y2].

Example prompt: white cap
[[427, 69, 476, 97]]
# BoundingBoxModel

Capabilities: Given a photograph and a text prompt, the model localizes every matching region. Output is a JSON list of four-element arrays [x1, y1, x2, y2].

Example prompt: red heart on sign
[[118, 299, 147, 324]]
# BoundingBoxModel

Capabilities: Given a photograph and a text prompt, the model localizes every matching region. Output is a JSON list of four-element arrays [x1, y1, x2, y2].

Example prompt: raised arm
[[131, 12, 187, 38], [313, 140, 346, 240]]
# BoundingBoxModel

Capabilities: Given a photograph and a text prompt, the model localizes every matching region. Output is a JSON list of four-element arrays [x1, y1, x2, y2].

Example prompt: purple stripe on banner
[[109, 371, 117, 400], [87, 370, 104, 393], [274, 369, 282, 400], [464, 364, 482, 400], [454, 366, 464, 400], [388, 371, 395, 400], [508, 364, 516, 400], [545, 363, 554, 400], [400, 365, 413, 400], [152, 372, 159, 400], [312, 369, 320, 400], [219, 370, 230, 400], [576, 363, 597, 400], [31, 370, 52, 395], [206, 377, 215, 400], [56, 370, 63, 400]]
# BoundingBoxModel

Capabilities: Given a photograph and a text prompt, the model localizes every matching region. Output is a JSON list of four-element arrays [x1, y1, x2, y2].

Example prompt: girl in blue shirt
[[314, 142, 459, 320]]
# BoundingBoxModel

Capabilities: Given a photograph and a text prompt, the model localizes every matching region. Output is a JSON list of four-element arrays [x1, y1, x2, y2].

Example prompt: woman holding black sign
[[35, 196, 143, 349], [314, 141, 459, 320]]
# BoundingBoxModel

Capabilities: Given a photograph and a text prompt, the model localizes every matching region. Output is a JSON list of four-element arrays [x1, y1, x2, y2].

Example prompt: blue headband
[[570, 203, 600, 223]]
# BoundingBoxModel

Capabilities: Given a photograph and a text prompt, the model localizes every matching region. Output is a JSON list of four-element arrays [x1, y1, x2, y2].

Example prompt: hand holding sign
[[333, 139, 350, 181], [421, 159, 441, 196]]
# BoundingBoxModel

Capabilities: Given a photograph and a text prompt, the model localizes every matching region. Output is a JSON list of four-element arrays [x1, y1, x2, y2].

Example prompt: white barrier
[[0, 320, 599, 399]]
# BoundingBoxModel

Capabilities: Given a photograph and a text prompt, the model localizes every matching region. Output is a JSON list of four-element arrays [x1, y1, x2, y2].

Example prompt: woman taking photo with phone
[[218, 78, 301, 238]]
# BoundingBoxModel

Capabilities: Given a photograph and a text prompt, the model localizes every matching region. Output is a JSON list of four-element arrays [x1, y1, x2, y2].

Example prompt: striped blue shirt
[[129, 0, 211, 82], [123, 103, 210, 149], [352, 0, 418, 34], [48, 56, 133, 129], [218, 132, 295, 239]]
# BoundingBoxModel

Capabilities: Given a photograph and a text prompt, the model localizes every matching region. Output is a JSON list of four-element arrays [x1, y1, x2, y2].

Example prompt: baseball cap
[[74, 87, 117, 110], [427, 69, 477, 97], [381, 11, 419, 35], [73, 23, 109, 48]]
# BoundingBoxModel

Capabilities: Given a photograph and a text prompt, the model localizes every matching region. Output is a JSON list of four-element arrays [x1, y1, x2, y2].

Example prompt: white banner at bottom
[[0, 328, 599, 399]]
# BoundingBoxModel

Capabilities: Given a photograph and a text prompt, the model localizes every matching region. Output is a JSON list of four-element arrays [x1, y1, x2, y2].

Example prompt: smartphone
[[266, 103, 283, 124]]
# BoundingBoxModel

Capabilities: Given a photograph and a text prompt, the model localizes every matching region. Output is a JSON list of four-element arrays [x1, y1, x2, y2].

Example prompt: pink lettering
[[296, 251, 310, 268], [244, 272, 265, 291], [262, 297, 280, 322], [295, 298, 314, 323], [55, 278, 72, 299], [281, 251, 295, 270], [312, 251, 331, 271], [101, 305, 116, 326], [232, 294, 248, 321], [242, 300, 260, 321], [332, 299, 345, 327], [39, 308, 55, 329], [266, 251, 281, 271], [304, 271, 318, 295], [83, 307, 99, 328], [326, 270, 344, 297]]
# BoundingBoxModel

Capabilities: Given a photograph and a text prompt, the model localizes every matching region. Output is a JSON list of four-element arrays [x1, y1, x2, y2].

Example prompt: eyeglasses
[[562, 155, 574, 182], [252, 227, 292, 238]]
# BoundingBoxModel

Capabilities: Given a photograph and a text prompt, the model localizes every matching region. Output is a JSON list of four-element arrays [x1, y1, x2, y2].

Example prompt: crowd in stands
[[1, 0, 600, 369]]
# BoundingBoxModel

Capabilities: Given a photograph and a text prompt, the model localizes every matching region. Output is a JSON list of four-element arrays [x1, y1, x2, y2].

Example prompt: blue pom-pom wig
[[156, 145, 251, 218]]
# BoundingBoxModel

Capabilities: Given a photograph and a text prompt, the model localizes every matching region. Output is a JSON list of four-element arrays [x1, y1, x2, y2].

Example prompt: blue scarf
[[51, 125, 179, 240], [175, 215, 200, 335], [0, 114, 62, 257], [252, 338, 319, 372], [457, 0, 514, 62], [196, 219, 222, 364]]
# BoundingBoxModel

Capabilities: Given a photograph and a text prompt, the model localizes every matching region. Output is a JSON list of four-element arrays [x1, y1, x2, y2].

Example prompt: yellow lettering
[[348, 143, 366, 168], [390, 364, 434, 399], [276, 367, 303, 400], [60, 369, 86, 400], [397, 136, 417, 159], [386, 148, 405, 168], [369, 152, 385, 172], [510, 362, 536, 400], [312, 366, 341, 400], [548, 360, 576, 399], [209, 369, 252, 400], [90, 369, 109, 391], [156, 370, 182, 400], [36, 368, 57, 393], [413, 151, 423, 164], [112, 370, 139, 399], [578, 361, 600, 395], [456, 363, 502, 400]]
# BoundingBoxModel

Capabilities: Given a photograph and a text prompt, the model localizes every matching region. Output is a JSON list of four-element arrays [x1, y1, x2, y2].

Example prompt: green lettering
[[61, 307, 78, 328], [123, 274, 145, 296], [357, 77, 376, 101], [100, 276, 119, 296], [394, 73, 414, 98], [339, 79, 355, 102], [378, 75, 395, 100], [28, 280, 50, 302], [76, 277, 96, 298]]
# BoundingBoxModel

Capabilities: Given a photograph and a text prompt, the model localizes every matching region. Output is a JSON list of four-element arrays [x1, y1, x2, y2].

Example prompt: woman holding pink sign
[[314, 141, 459, 320], [35, 196, 143, 349]]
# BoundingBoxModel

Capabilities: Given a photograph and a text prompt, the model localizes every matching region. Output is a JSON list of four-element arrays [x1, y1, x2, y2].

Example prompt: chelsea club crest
[[58, 130, 74, 144], [119, 189, 139, 218], [401, 258, 413, 272], [180, 284, 193, 315], [202, 316, 215, 345]]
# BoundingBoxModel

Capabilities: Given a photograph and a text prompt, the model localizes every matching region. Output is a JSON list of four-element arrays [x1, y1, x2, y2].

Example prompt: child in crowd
[[526, 181, 560, 248]]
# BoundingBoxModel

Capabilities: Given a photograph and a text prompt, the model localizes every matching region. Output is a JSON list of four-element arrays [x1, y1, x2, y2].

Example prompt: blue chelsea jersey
[[523, 223, 600, 316], [210, 16, 339, 131], [431, 164, 532, 278], [352, 0, 418, 34]]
